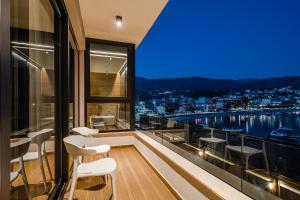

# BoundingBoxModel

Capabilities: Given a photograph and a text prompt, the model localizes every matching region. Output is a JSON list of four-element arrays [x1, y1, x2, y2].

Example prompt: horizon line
[[136, 75, 300, 81]]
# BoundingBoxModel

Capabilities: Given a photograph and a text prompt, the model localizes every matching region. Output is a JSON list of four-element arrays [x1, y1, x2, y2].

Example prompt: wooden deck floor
[[11, 146, 177, 200], [11, 153, 55, 200], [64, 146, 178, 200]]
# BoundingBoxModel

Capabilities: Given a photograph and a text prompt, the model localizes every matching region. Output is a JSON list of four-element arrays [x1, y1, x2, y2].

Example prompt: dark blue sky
[[136, 0, 300, 79]]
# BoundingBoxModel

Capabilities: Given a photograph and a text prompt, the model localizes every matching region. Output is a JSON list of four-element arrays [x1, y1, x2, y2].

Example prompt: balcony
[[2, 0, 299, 200]]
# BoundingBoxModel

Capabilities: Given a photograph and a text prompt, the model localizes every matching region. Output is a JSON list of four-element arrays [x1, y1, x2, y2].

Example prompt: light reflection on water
[[190, 114, 300, 137]]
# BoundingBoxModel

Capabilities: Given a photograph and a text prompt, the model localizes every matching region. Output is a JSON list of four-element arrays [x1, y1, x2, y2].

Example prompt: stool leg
[[69, 171, 77, 200], [20, 159, 31, 200], [38, 145, 48, 190], [245, 155, 250, 170], [44, 147, 53, 180], [245, 154, 250, 180], [111, 172, 116, 200]]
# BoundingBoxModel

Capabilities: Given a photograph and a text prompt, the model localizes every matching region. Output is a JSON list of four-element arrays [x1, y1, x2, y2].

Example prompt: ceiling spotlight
[[115, 15, 122, 27]]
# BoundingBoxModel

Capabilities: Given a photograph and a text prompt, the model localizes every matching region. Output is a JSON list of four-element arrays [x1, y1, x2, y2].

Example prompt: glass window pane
[[10, 0, 55, 198], [87, 103, 131, 131], [90, 43, 128, 97]]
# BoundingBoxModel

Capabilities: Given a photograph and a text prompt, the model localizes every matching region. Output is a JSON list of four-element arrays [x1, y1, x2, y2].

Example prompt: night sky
[[136, 0, 300, 79]]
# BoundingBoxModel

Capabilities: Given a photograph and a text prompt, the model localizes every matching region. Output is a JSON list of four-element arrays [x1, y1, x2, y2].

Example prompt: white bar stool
[[11, 129, 54, 191], [72, 127, 111, 157], [64, 135, 117, 200], [10, 138, 32, 200]]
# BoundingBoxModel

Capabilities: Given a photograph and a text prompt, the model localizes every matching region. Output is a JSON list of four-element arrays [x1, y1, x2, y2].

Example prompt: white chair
[[225, 134, 269, 173], [64, 135, 117, 200], [10, 138, 32, 200], [11, 128, 54, 190], [72, 127, 110, 157]]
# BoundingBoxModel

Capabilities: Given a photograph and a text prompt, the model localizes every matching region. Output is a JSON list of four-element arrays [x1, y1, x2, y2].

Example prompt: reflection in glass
[[10, 0, 55, 198], [87, 103, 130, 131], [89, 44, 128, 97]]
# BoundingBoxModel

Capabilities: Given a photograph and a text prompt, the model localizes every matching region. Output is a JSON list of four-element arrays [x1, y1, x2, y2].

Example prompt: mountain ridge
[[136, 76, 300, 91]]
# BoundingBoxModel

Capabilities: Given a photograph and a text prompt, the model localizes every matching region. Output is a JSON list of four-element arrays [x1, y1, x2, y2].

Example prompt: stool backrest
[[28, 128, 53, 145], [63, 135, 96, 158], [10, 138, 32, 160]]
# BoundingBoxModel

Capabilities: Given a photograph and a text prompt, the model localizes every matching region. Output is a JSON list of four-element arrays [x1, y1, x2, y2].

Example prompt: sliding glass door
[[10, 0, 56, 198], [85, 39, 135, 131]]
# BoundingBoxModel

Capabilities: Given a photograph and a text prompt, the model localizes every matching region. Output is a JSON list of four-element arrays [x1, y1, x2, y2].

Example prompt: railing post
[[184, 123, 190, 143]]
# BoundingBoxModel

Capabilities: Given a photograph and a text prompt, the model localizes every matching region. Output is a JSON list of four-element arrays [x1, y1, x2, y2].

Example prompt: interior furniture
[[10, 138, 32, 200], [89, 115, 116, 129], [29, 128, 54, 190], [63, 135, 117, 200], [11, 129, 54, 191]]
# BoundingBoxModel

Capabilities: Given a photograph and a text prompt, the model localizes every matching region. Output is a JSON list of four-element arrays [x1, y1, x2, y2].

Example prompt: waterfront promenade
[[168, 107, 300, 119]]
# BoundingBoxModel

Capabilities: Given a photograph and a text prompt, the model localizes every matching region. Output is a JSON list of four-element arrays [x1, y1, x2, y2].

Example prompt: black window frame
[[0, 0, 71, 199], [0, 0, 12, 199], [85, 38, 135, 132]]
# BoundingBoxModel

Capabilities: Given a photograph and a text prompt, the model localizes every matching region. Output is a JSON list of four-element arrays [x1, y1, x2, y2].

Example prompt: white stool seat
[[77, 158, 116, 178], [11, 151, 40, 163], [10, 171, 19, 182], [85, 144, 110, 154], [72, 127, 98, 137]]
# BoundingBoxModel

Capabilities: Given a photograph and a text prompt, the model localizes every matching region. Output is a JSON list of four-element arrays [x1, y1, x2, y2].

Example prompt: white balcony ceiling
[[79, 0, 168, 47]]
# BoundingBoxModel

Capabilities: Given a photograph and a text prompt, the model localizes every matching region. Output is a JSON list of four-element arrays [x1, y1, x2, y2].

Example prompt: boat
[[269, 127, 294, 138], [268, 127, 298, 143]]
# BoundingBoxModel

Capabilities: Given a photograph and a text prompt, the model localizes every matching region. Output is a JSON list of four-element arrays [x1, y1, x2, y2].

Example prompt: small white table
[[199, 137, 226, 157], [90, 115, 116, 129]]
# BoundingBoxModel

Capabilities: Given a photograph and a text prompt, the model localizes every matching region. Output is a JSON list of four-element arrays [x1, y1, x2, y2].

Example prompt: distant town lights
[[116, 16, 123, 27]]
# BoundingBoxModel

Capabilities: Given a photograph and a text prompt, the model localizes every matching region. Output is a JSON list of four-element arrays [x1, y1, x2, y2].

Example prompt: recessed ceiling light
[[115, 15, 122, 27]]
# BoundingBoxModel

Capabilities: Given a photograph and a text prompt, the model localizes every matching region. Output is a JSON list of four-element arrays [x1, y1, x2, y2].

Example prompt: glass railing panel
[[136, 115, 300, 200]]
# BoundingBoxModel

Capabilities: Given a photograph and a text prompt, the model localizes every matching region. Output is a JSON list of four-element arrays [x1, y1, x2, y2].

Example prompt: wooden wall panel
[[90, 72, 122, 97]]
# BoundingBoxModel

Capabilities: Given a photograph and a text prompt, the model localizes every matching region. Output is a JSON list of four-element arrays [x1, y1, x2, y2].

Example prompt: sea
[[173, 112, 300, 139]]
